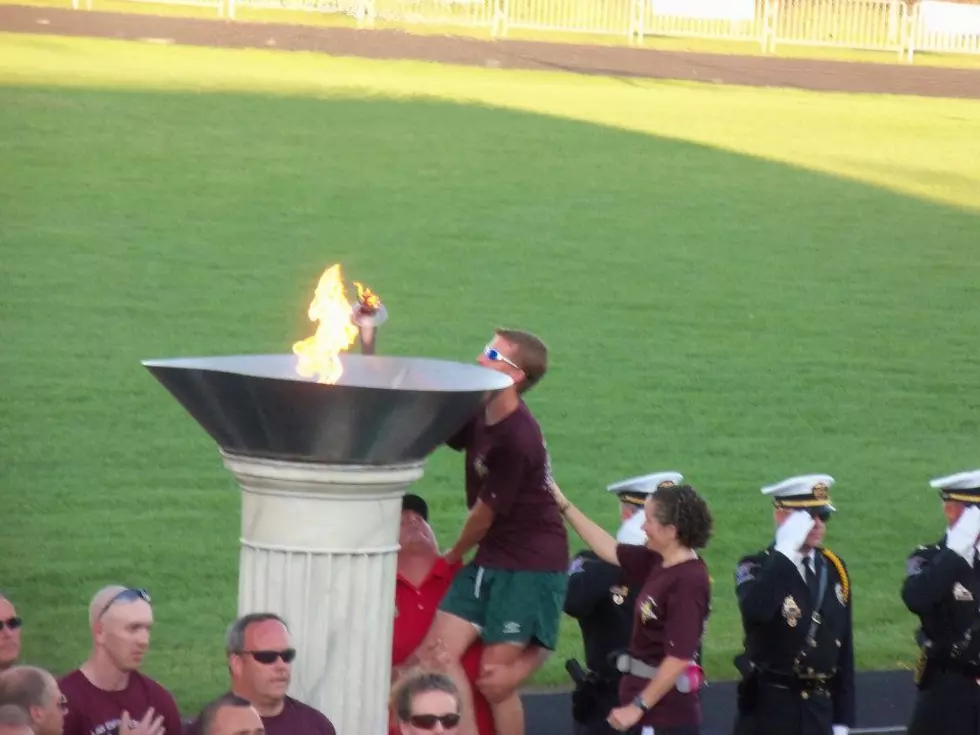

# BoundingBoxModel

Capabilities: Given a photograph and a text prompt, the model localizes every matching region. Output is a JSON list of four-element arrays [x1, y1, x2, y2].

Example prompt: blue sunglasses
[[99, 588, 151, 619], [484, 344, 521, 371]]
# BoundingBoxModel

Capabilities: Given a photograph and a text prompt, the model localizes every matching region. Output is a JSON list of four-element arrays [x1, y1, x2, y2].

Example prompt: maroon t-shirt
[[59, 669, 183, 735], [184, 695, 336, 735], [615, 544, 710, 728], [447, 402, 568, 571]]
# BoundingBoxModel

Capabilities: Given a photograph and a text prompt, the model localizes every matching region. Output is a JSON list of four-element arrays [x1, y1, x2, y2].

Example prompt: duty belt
[[758, 670, 831, 691], [615, 654, 658, 679]]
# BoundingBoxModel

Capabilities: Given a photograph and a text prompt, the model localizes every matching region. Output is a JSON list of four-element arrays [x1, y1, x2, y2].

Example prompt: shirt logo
[[639, 597, 658, 623], [502, 622, 521, 635], [473, 456, 488, 479]]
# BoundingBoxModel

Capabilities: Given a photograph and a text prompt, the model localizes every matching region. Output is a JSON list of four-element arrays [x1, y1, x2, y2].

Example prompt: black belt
[[758, 670, 832, 691], [931, 661, 980, 678]]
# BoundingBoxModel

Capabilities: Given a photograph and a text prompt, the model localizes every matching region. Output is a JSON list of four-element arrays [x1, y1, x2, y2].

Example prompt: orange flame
[[292, 264, 360, 384], [353, 281, 381, 314]]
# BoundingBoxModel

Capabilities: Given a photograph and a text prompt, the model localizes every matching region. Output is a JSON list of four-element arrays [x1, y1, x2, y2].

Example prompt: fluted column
[[221, 451, 426, 735]]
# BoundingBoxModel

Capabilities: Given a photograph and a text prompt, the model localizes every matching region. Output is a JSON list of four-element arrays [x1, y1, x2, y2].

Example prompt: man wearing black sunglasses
[[59, 585, 182, 735], [732, 475, 855, 735], [186, 613, 335, 735], [0, 596, 21, 673]]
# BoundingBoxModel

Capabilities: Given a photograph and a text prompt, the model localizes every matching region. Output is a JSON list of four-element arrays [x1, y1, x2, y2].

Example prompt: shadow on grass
[[1, 85, 975, 731]]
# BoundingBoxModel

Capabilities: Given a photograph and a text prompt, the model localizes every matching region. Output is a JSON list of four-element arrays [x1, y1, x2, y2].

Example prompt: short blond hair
[[495, 328, 548, 393]]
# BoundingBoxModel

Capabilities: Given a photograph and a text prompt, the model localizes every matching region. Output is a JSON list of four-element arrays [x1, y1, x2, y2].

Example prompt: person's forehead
[[212, 704, 263, 732], [245, 619, 289, 646], [490, 335, 515, 352], [0, 598, 14, 617], [107, 600, 153, 625], [412, 689, 457, 713]]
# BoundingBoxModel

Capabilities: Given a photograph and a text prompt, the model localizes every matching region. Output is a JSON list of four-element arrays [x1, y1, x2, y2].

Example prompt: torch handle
[[358, 325, 377, 355]]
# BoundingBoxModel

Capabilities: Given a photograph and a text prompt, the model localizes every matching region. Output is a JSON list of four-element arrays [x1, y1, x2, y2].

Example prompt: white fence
[[70, 0, 980, 61]]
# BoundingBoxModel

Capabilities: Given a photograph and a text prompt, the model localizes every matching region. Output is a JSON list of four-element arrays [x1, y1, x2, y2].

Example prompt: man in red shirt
[[391, 494, 547, 735]]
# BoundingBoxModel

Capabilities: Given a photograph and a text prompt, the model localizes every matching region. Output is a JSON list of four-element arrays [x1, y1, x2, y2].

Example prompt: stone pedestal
[[222, 451, 426, 735]]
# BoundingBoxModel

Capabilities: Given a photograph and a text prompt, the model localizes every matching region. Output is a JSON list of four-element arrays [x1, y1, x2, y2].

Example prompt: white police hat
[[607, 472, 683, 507], [761, 474, 836, 513], [930, 470, 980, 504]]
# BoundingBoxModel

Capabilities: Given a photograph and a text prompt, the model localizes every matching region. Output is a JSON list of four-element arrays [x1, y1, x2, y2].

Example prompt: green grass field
[[1, 31, 979, 716]]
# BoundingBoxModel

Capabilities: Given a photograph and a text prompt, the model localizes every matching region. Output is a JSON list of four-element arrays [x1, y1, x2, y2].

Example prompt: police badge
[[610, 585, 628, 606], [782, 596, 802, 628]]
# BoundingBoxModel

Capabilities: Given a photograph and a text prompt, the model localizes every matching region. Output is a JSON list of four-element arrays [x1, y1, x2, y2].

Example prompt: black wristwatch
[[631, 695, 651, 713]]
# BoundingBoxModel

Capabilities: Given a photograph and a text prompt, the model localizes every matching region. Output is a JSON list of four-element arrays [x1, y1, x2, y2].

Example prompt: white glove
[[947, 506, 980, 562], [832, 725, 849, 735], [775, 511, 815, 561]]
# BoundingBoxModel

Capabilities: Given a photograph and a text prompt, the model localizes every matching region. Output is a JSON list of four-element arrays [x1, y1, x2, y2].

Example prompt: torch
[[352, 281, 387, 356]]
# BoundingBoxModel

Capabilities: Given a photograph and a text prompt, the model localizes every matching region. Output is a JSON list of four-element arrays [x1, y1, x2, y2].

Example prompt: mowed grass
[[1, 33, 979, 715]]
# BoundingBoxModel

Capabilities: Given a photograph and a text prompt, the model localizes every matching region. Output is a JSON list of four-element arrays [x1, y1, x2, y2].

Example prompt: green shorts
[[439, 563, 568, 650]]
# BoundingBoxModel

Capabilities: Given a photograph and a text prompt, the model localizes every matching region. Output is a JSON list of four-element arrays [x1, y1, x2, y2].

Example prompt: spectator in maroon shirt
[[195, 693, 264, 735], [185, 614, 335, 735], [60, 585, 180, 735], [0, 596, 22, 672], [551, 482, 713, 735], [0, 665, 67, 735]]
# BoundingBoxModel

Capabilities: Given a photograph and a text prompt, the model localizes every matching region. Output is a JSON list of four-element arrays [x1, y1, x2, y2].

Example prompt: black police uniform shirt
[[903, 538, 980, 666], [734, 544, 856, 727], [565, 549, 637, 677]]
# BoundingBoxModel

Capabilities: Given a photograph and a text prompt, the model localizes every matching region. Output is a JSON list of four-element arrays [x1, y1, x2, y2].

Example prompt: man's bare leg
[[417, 611, 482, 735], [480, 642, 528, 735]]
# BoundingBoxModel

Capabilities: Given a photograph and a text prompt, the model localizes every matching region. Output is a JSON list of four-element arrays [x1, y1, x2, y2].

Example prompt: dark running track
[[523, 669, 915, 733], [2, 3, 980, 98], [0, 4, 946, 730]]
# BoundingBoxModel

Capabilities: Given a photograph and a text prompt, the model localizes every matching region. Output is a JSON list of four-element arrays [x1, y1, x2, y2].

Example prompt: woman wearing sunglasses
[[550, 480, 713, 735], [393, 671, 462, 734]]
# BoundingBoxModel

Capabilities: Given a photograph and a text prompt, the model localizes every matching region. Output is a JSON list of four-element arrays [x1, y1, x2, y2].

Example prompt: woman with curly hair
[[550, 480, 714, 735]]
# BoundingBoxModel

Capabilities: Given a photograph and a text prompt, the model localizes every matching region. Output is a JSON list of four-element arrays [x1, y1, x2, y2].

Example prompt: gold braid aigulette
[[821, 548, 849, 603]]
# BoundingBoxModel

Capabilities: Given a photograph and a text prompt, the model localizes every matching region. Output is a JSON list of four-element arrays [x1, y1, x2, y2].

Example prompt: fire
[[292, 264, 365, 385], [353, 282, 381, 315]]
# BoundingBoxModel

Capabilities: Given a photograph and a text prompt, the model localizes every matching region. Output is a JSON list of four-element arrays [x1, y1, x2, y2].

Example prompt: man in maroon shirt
[[416, 329, 569, 735], [185, 613, 335, 735], [0, 665, 66, 735], [195, 693, 264, 735], [60, 585, 181, 735]]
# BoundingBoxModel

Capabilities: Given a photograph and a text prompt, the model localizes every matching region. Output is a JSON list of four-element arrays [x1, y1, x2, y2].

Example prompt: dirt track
[[2, 3, 980, 98]]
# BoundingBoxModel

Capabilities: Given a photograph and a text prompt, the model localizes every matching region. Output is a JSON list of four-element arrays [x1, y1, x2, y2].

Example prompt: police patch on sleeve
[[735, 561, 757, 586], [568, 557, 586, 576], [906, 555, 925, 577]]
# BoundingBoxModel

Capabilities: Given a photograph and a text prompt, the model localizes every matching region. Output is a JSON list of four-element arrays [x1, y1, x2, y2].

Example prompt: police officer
[[563, 472, 682, 735], [902, 469, 980, 735], [732, 474, 855, 735]]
